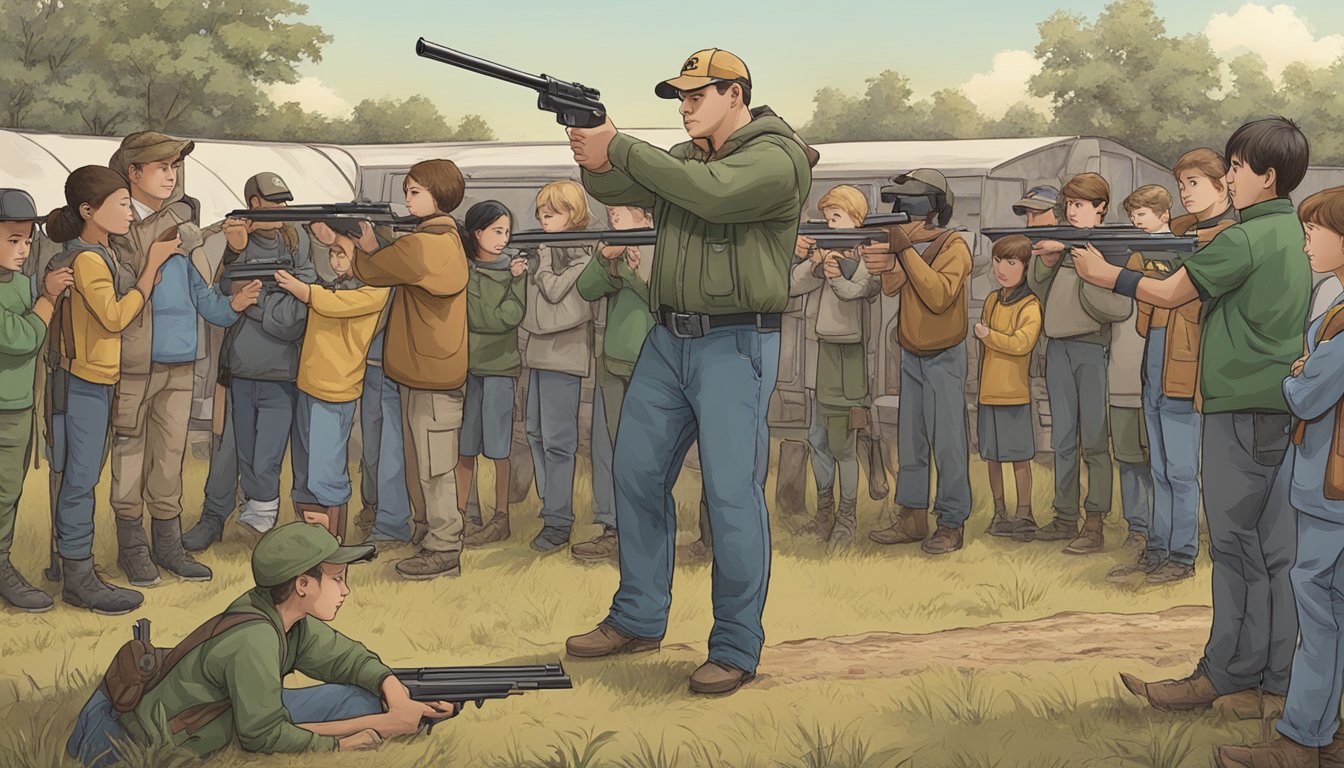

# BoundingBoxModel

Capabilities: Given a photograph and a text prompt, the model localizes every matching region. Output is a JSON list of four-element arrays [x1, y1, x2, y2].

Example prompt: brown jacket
[[879, 226, 971, 355], [1130, 211, 1237, 399], [352, 216, 469, 391]]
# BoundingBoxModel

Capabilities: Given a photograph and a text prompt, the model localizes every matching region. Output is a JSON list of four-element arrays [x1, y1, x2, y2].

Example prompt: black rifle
[[797, 213, 913, 258], [980, 225, 1199, 267], [226, 203, 419, 238], [219, 259, 289, 292], [415, 39, 605, 129], [509, 213, 912, 253], [392, 663, 573, 732]]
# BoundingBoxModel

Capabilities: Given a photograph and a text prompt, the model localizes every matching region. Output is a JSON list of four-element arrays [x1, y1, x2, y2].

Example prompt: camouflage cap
[[109, 131, 196, 178], [251, 522, 375, 588]]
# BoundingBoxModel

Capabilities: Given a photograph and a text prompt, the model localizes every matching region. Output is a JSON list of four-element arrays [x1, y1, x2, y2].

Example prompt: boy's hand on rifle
[[309, 221, 337, 247], [1032, 240, 1065, 268], [41, 267, 73, 301], [794, 235, 815, 261], [1071, 243, 1119, 288], [600, 244, 625, 261], [274, 270, 310, 303], [567, 119, 617, 173], [822, 254, 842, 279], [229, 280, 262, 312], [355, 221, 379, 253], [336, 729, 382, 752], [859, 242, 896, 274]]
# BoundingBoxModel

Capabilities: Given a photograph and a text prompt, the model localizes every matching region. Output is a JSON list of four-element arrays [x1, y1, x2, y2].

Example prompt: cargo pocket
[[702, 239, 736, 297], [840, 344, 868, 402], [425, 428, 458, 478], [1251, 412, 1291, 468], [111, 375, 149, 436]]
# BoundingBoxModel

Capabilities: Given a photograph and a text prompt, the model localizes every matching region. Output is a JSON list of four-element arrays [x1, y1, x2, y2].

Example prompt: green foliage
[[802, 0, 1344, 165], [0, 0, 491, 143]]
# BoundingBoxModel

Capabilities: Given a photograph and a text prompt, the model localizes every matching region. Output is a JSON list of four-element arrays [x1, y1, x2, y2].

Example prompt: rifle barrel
[[415, 39, 548, 92]]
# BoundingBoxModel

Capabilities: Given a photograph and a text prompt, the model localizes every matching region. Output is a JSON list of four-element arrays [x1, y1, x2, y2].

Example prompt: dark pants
[[230, 378, 298, 503], [604, 324, 780, 675], [53, 376, 113, 559], [200, 387, 239, 526], [68, 684, 383, 767], [1198, 411, 1297, 696]]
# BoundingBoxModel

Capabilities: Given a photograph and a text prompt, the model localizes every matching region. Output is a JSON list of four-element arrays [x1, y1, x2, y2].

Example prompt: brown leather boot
[[1120, 670, 1222, 711], [353, 504, 376, 542], [689, 661, 755, 695], [297, 502, 327, 527], [921, 526, 963, 555], [868, 506, 928, 545], [803, 488, 836, 538], [1216, 736, 1321, 768], [1213, 689, 1287, 721], [465, 514, 511, 547], [1063, 512, 1105, 555], [565, 624, 661, 658]]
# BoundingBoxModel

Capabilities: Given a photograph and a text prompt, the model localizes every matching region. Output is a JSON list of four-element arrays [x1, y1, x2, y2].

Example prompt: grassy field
[[0, 445, 1251, 767]]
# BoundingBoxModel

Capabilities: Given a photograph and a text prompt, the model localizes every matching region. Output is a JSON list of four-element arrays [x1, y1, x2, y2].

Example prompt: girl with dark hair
[[44, 165, 174, 615], [456, 201, 527, 545]]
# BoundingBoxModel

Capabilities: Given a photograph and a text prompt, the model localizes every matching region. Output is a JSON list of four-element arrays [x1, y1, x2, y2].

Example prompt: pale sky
[[272, 0, 1344, 140]]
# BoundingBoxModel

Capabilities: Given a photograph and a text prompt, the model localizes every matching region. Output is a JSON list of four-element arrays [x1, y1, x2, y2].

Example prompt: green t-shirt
[[1182, 197, 1309, 414], [0, 269, 44, 412]]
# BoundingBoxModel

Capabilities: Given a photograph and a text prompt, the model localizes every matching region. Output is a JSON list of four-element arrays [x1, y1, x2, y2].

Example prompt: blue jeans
[[292, 391, 358, 508], [896, 342, 972, 528], [53, 375, 113, 560], [359, 365, 413, 541], [230, 378, 298, 503], [201, 387, 240, 525], [590, 373, 617, 529], [604, 324, 779, 674], [1280, 512, 1344, 747], [68, 684, 383, 767], [1142, 329, 1201, 566], [525, 369, 581, 530]]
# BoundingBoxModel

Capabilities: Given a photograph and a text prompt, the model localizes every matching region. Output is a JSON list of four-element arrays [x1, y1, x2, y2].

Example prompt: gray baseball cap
[[0, 189, 42, 222], [244, 173, 294, 204]]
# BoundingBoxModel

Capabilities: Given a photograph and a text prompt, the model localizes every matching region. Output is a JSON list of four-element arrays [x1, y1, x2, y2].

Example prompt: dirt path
[[671, 606, 1212, 688]]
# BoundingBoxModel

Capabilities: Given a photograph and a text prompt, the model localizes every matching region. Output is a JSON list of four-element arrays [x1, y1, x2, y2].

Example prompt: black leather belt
[[656, 308, 781, 339]]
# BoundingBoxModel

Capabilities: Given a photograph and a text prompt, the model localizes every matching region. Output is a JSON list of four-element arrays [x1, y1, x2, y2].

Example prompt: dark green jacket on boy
[[466, 256, 526, 378]]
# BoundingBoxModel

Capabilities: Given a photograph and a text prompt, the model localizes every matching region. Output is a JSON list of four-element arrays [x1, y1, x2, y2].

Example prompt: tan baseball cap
[[243, 172, 294, 204], [655, 49, 751, 100]]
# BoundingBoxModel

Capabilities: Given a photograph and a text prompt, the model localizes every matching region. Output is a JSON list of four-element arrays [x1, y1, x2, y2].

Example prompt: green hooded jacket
[[577, 253, 652, 377], [129, 588, 393, 759], [466, 256, 526, 377], [580, 109, 814, 316]]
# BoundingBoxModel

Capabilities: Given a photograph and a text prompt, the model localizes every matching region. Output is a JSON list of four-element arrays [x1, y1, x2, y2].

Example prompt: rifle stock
[[980, 225, 1198, 267]]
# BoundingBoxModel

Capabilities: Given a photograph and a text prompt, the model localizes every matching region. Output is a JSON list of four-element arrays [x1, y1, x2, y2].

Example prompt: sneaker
[[531, 526, 571, 553], [1145, 561, 1195, 585]]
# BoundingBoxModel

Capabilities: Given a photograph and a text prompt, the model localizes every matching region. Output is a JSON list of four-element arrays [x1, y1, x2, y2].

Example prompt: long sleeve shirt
[[0, 270, 45, 411], [296, 279, 390, 403], [150, 255, 239, 365], [69, 249, 146, 385]]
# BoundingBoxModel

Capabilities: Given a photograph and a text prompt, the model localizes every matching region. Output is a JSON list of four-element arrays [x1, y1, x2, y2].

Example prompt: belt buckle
[[668, 311, 706, 339]]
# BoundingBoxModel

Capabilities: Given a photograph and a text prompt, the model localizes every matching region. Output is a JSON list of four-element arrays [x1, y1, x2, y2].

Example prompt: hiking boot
[[181, 514, 224, 553], [395, 549, 461, 580], [1216, 736, 1320, 768], [1124, 533, 1149, 551], [0, 555, 53, 612], [530, 525, 571, 553], [466, 515, 512, 547], [115, 517, 160, 587], [353, 504, 377, 542], [1063, 512, 1105, 555], [1015, 516, 1076, 542], [571, 527, 618, 561], [987, 508, 1016, 537], [869, 506, 928, 545], [803, 488, 836, 538], [828, 499, 857, 545], [1120, 669, 1222, 711], [60, 557, 143, 615], [689, 661, 755, 695], [565, 624, 661, 658], [1108, 551, 1164, 580], [921, 525, 963, 555], [1214, 690, 1287, 721], [1146, 561, 1195, 585], [151, 517, 212, 582]]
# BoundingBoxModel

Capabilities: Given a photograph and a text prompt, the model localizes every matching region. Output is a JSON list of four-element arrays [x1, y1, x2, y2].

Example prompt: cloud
[[265, 77, 353, 119], [958, 49, 1052, 119], [1205, 3, 1344, 83]]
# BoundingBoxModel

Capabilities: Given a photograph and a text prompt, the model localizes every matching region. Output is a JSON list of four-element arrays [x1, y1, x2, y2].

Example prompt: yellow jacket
[[296, 281, 390, 403], [70, 250, 146, 385], [977, 285, 1042, 406], [879, 227, 972, 355]]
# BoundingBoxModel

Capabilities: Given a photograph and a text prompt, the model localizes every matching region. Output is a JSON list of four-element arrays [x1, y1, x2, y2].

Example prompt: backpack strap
[[156, 612, 269, 689], [912, 229, 958, 267]]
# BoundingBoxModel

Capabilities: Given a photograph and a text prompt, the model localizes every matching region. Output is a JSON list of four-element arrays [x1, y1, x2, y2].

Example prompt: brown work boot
[[1015, 515, 1076, 542], [1120, 669, 1221, 711], [565, 624, 661, 658], [1216, 736, 1321, 768], [465, 514, 511, 547], [353, 504, 377, 542], [1063, 512, 1105, 555], [803, 488, 836, 538], [1107, 550, 1163, 581], [1213, 690, 1287, 721], [987, 508, 1016, 538], [921, 526, 963, 555], [1124, 533, 1149, 551], [1146, 561, 1196, 585], [571, 527, 618, 562], [689, 661, 755, 695], [394, 549, 461, 580], [869, 506, 928, 545]]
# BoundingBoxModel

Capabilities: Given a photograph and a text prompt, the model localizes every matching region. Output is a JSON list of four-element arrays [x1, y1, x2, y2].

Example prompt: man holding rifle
[[563, 48, 816, 695]]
